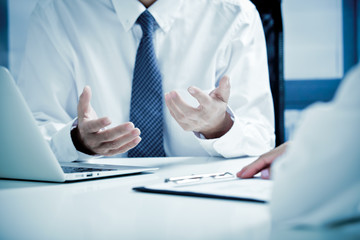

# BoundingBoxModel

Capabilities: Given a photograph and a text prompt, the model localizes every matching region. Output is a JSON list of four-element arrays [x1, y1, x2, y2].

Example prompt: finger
[[81, 117, 111, 133], [168, 91, 197, 115], [261, 168, 271, 179], [95, 122, 135, 142], [164, 93, 174, 112], [236, 157, 270, 179], [188, 86, 211, 106], [165, 95, 196, 131], [236, 166, 248, 178], [165, 92, 188, 120], [78, 86, 92, 119], [105, 137, 142, 156], [165, 101, 177, 120], [210, 76, 230, 103], [98, 128, 140, 151]]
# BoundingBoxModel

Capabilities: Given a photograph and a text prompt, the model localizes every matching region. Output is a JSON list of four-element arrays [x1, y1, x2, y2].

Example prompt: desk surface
[[1, 157, 358, 240], [0, 156, 273, 240]]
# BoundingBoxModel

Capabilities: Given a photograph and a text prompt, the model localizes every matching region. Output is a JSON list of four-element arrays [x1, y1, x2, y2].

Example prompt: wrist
[[70, 126, 96, 155], [201, 112, 233, 139]]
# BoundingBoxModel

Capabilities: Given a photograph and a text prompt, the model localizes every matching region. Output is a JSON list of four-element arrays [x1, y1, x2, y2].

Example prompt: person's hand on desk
[[164, 76, 233, 139], [237, 142, 289, 179], [71, 86, 141, 156]]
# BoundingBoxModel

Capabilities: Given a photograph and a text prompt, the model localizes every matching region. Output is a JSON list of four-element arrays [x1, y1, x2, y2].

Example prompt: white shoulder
[[215, 0, 256, 12], [333, 63, 360, 108], [210, 0, 258, 22]]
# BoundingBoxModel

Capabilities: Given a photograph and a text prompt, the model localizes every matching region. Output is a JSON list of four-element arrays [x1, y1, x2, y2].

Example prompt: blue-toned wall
[[283, 0, 344, 111], [282, 0, 358, 139]]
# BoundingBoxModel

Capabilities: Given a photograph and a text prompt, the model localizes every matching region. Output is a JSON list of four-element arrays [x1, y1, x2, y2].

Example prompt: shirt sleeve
[[196, 5, 275, 158], [16, 3, 93, 162], [270, 64, 360, 227]]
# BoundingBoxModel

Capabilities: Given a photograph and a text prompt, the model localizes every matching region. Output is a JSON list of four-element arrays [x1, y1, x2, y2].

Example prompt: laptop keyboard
[[61, 166, 116, 173]]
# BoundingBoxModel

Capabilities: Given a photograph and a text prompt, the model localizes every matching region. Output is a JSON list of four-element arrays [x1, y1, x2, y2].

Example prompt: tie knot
[[137, 10, 155, 36]]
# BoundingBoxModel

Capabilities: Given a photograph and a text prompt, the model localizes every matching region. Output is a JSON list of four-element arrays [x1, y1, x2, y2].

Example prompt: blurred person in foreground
[[237, 63, 360, 228]]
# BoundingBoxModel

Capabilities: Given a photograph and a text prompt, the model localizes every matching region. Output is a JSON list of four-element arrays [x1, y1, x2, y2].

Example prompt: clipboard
[[133, 172, 272, 203]]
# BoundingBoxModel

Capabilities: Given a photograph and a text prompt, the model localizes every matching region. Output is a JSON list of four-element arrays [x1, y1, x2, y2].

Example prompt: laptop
[[0, 67, 158, 182]]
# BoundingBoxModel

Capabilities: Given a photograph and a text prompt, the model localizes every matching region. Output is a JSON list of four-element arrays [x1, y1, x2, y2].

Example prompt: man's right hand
[[73, 86, 141, 156]]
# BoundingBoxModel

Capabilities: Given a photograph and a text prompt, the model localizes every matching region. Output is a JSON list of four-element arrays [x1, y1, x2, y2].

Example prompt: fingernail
[[188, 87, 195, 94], [126, 123, 134, 131], [103, 118, 111, 125], [170, 91, 177, 98], [261, 169, 269, 179], [239, 170, 248, 178], [132, 128, 140, 136], [224, 77, 230, 86], [165, 93, 170, 100]]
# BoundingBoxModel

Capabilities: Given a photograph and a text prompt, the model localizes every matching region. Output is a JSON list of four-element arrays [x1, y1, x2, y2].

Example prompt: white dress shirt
[[17, 0, 275, 162], [271, 63, 360, 227]]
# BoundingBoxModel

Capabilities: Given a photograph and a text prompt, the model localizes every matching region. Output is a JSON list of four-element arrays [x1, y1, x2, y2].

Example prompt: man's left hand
[[165, 76, 233, 139]]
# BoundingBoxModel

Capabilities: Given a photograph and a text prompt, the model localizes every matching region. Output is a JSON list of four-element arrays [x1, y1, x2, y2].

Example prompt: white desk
[[2, 157, 358, 240], [0, 157, 272, 240]]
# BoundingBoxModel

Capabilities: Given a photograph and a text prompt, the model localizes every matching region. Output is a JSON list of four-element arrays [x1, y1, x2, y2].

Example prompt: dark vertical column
[[356, 0, 360, 64], [343, 0, 357, 73], [274, 0, 285, 146], [250, 0, 285, 146], [0, 0, 8, 68]]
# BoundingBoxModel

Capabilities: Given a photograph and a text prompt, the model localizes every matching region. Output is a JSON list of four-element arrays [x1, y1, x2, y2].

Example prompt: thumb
[[78, 86, 92, 119], [211, 76, 230, 103]]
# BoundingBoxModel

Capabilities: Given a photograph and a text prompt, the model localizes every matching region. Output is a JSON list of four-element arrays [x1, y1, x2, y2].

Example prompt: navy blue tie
[[128, 11, 166, 157]]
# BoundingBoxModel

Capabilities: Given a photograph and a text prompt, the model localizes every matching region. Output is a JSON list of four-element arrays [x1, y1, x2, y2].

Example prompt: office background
[[0, 0, 359, 141]]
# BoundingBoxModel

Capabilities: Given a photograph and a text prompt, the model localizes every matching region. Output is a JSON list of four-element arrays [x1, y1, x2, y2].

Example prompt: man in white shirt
[[237, 63, 360, 227], [17, 0, 275, 161]]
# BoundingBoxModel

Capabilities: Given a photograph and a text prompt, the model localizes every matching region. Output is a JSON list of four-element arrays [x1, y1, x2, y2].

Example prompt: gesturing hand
[[73, 86, 141, 156], [237, 142, 289, 179], [165, 76, 233, 139]]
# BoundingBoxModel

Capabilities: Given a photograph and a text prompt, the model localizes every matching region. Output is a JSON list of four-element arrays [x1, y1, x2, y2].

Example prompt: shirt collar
[[111, 0, 183, 33]]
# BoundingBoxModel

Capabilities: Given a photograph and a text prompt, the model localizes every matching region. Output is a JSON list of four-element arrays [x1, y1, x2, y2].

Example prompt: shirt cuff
[[194, 106, 274, 158], [194, 106, 234, 157], [50, 118, 97, 162]]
